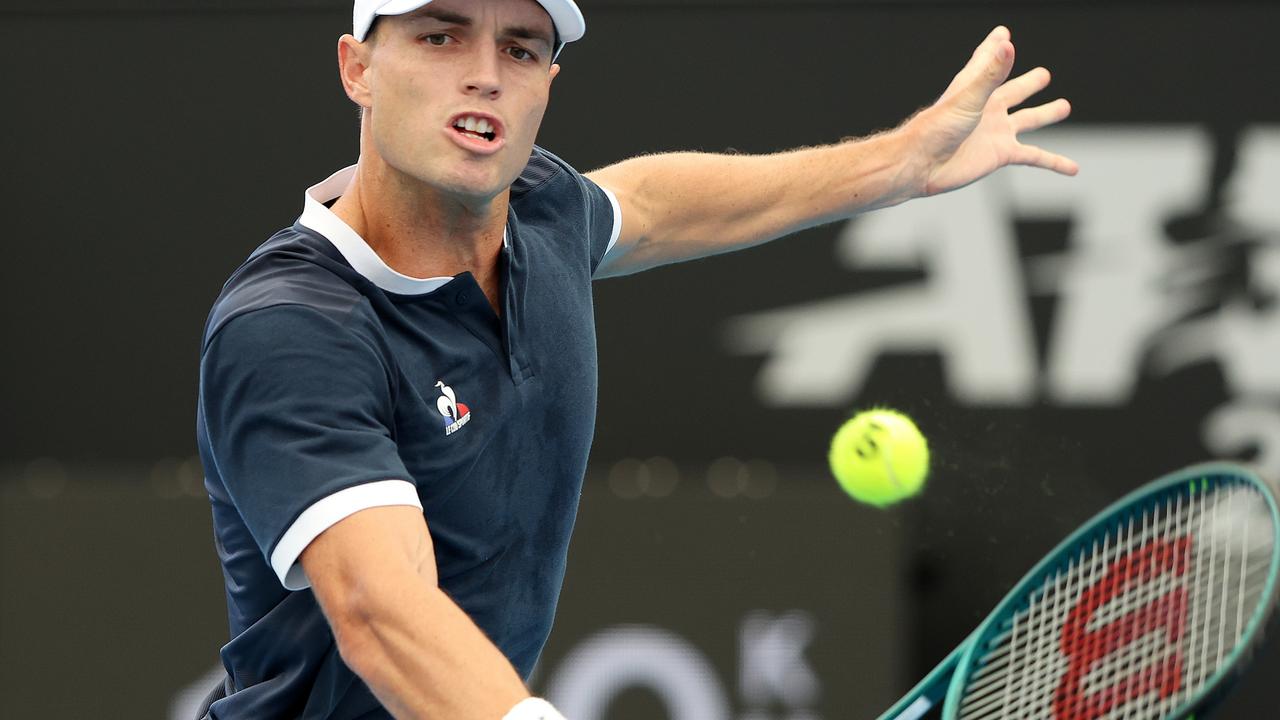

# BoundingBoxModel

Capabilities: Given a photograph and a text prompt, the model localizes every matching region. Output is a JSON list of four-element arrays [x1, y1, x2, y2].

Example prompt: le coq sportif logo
[[435, 380, 472, 436]]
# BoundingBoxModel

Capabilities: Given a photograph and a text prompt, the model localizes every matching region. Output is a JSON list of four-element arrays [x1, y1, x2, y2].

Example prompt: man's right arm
[[300, 504, 530, 720]]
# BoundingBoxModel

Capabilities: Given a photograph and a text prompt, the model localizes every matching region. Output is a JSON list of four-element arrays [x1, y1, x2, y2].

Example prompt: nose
[[462, 43, 502, 100]]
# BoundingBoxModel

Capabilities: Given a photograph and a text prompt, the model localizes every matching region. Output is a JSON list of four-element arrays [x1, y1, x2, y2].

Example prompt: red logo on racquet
[[1054, 535, 1193, 720]]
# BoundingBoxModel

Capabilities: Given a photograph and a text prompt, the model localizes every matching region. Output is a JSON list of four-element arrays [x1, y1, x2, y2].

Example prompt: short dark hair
[[364, 16, 384, 45]]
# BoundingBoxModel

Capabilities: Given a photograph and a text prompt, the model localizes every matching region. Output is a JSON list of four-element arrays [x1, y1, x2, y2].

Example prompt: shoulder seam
[[204, 301, 400, 405], [206, 301, 364, 355], [515, 147, 577, 197]]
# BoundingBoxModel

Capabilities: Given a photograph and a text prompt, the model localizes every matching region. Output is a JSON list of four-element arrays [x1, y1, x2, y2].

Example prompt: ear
[[548, 63, 561, 84], [338, 34, 375, 110]]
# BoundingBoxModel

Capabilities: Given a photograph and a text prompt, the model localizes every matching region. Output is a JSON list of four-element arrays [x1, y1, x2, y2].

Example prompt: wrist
[[502, 697, 566, 720], [893, 112, 935, 200]]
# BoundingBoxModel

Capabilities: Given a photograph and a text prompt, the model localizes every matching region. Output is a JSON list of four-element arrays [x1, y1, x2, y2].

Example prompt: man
[[196, 0, 1076, 717]]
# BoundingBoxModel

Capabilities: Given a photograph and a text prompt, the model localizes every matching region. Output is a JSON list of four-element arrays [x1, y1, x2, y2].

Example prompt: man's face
[[359, 0, 559, 204]]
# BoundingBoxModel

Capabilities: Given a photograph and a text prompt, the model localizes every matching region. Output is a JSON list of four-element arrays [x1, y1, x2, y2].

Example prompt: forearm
[[590, 124, 924, 274], [328, 573, 529, 720], [302, 507, 530, 720]]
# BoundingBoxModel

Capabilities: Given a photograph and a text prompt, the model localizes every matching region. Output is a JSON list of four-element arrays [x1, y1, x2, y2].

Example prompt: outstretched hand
[[910, 26, 1078, 196]]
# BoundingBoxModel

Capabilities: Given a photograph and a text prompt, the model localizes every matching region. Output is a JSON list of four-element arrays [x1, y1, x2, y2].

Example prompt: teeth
[[453, 116, 496, 137]]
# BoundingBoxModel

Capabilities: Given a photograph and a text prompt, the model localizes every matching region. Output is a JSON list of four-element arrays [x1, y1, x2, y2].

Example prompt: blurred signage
[[544, 614, 819, 720], [729, 126, 1280, 476]]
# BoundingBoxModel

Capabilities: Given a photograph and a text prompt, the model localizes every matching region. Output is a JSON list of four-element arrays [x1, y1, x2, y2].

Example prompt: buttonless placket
[[447, 271, 508, 368], [500, 225, 534, 386]]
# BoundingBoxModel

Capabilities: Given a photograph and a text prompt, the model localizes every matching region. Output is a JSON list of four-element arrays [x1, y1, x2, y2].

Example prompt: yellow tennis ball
[[828, 409, 930, 507]]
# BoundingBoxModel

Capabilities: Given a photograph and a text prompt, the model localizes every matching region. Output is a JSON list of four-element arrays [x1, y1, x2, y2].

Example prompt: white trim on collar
[[297, 165, 509, 296]]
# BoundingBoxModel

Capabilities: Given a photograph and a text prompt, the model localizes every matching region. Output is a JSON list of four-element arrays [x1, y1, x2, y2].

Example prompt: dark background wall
[[3, 1, 1279, 718]]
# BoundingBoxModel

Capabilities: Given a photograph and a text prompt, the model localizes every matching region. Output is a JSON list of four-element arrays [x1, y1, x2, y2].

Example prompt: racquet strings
[[955, 480, 1276, 720]]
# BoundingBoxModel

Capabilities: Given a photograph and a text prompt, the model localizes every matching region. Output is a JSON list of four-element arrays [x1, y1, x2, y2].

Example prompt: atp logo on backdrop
[[728, 126, 1280, 475]]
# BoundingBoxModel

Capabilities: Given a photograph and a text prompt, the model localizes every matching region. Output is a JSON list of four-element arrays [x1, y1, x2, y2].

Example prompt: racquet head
[[944, 462, 1279, 720]]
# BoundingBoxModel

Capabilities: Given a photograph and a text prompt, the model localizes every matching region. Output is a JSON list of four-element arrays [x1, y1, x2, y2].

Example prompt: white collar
[[297, 165, 509, 296]]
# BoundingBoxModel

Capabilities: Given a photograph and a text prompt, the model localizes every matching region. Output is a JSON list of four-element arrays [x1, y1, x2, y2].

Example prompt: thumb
[[944, 26, 1016, 113]]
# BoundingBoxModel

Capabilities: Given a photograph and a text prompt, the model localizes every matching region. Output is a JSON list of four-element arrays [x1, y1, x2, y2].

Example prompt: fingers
[[968, 25, 1012, 64], [979, 26, 1015, 84], [948, 26, 1017, 114], [1011, 97, 1072, 133], [1014, 143, 1080, 176], [996, 66, 1052, 109], [975, 25, 1012, 55]]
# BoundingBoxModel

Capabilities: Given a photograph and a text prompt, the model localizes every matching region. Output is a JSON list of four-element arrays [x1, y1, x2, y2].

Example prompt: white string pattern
[[956, 482, 1275, 720]]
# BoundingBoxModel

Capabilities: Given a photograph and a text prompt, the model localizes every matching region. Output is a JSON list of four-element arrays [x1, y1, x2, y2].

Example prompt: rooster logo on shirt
[[435, 380, 472, 436]]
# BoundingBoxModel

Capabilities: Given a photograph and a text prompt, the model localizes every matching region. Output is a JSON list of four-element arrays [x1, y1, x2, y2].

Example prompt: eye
[[422, 33, 451, 46], [506, 46, 537, 63]]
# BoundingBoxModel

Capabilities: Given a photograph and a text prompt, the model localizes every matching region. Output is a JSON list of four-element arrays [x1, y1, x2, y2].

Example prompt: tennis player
[[194, 0, 1076, 717]]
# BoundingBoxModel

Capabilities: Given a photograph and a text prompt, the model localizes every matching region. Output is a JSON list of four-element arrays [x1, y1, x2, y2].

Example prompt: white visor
[[353, 0, 585, 48]]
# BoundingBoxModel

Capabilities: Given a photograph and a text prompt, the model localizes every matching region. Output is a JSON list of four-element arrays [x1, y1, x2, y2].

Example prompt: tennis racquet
[[878, 462, 1280, 720]]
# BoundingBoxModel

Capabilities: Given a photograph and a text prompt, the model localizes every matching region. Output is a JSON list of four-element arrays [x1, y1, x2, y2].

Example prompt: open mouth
[[451, 114, 500, 144]]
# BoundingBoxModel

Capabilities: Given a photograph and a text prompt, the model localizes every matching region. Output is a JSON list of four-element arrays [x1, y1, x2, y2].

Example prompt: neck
[[330, 153, 508, 302]]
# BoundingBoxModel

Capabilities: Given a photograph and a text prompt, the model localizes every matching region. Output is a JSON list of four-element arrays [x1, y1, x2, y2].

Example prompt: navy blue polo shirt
[[196, 146, 621, 719]]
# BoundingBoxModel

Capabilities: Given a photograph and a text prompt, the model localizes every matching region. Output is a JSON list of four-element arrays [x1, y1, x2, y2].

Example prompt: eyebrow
[[410, 8, 554, 50], [502, 25, 554, 50], [410, 8, 473, 26]]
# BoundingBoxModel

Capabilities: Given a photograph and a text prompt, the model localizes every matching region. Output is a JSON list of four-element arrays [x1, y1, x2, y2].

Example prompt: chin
[[436, 170, 509, 203], [435, 159, 524, 203]]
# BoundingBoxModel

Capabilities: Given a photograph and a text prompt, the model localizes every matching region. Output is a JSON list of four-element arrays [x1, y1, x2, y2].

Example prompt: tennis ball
[[828, 408, 930, 507]]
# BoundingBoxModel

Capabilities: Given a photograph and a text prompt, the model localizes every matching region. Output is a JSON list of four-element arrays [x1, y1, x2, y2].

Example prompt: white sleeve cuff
[[503, 698, 567, 720], [599, 185, 623, 261], [269, 479, 423, 591]]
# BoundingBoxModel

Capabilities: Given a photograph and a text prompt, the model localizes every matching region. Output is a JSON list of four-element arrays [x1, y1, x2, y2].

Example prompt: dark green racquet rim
[[942, 462, 1280, 720]]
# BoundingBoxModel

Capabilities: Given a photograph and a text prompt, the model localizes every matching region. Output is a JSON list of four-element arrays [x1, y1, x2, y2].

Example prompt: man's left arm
[[587, 26, 1077, 278]]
